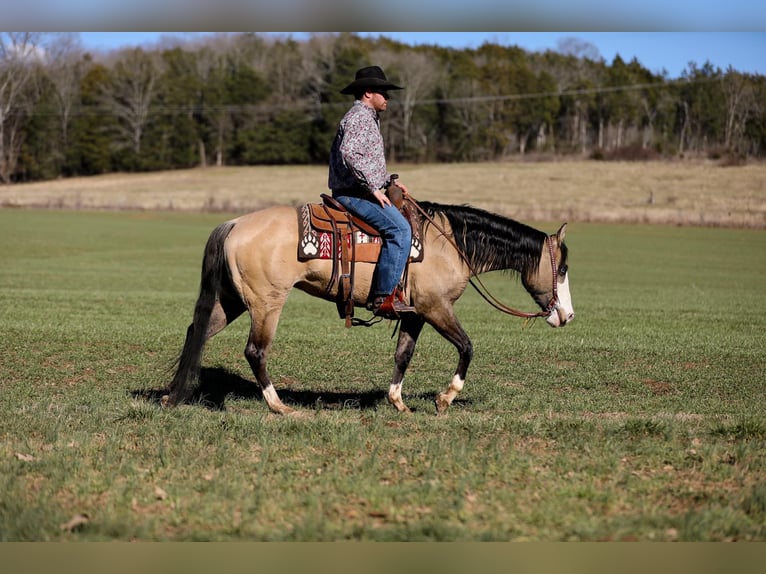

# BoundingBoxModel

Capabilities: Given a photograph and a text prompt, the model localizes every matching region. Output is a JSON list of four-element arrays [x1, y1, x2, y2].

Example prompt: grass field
[[1, 163, 765, 541]]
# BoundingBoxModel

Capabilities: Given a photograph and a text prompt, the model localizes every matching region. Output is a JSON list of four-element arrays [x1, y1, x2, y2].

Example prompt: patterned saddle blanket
[[296, 201, 424, 263]]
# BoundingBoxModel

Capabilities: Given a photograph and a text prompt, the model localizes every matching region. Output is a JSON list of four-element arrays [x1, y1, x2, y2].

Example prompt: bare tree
[[263, 36, 305, 104], [194, 40, 239, 167], [722, 67, 754, 153], [0, 32, 42, 183], [106, 48, 160, 156], [44, 33, 85, 168], [300, 33, 337, 103], [556, 36, 602, 63], [196, 47, 227, 167], [373, 48, 441, 160], [678, 99, 690, 156]]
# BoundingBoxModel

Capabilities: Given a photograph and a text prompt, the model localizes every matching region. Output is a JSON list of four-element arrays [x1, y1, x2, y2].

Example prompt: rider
[[328, 65, 416, 319]]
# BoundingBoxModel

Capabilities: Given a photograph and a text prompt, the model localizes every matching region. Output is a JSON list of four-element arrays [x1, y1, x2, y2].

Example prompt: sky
[[76, 32, 765, 79]]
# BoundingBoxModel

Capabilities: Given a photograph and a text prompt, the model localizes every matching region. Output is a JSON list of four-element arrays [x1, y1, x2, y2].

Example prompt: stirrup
[[369, 292, 416, 319]]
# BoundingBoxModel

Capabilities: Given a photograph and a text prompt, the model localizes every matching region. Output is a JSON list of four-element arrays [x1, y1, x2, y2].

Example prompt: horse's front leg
[[388, 315, 426, 413], [431, 310, 473, 415]]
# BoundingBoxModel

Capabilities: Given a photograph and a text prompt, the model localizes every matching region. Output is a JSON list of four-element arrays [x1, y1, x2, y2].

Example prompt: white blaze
[[546, 273, 574, 327]]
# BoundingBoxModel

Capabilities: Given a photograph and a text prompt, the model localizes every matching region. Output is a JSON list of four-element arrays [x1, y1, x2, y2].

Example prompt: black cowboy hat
[[340, 66, 404, 95]]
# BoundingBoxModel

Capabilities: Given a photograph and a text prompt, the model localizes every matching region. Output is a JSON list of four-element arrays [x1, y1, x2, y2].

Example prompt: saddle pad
[[296, 204, 423, 262]]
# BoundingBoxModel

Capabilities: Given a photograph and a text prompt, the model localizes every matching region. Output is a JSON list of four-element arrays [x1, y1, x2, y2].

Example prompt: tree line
[[1, 32, 764, 184]]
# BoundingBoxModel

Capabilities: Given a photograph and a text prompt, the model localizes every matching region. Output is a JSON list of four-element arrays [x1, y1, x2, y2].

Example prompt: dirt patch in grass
[[642, 379, 674, 395]]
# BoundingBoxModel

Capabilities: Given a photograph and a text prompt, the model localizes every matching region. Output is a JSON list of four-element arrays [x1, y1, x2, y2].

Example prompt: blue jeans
[[333, 194, 411, 296]]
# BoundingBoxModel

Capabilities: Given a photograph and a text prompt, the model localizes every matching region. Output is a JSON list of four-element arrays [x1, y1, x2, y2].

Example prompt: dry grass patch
[[2, 160, 764, 227]]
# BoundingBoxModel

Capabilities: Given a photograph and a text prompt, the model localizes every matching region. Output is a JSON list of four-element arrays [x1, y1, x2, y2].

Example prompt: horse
[[163, 199, 574, 415]]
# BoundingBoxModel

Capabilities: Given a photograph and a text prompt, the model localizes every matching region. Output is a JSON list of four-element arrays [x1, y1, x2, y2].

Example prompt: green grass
[[1, 209, 765, 541]]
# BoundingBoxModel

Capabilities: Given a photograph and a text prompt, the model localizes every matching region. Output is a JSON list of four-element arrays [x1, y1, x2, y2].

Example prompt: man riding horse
[[328, 66, 416, 319], [163, 67, 575, 416]]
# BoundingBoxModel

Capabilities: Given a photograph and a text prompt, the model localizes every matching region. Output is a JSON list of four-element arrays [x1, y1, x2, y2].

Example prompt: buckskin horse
[[164, 198, 574, 415]]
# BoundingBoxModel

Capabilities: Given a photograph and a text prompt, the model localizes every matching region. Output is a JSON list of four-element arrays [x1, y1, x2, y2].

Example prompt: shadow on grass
[[134, 366, 391, 412]]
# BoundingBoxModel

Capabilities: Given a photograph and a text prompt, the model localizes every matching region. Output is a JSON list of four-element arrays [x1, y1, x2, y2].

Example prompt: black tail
[[165, 221, 236, 406]]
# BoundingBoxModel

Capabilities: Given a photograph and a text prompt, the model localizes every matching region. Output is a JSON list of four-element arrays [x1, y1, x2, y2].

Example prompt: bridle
[[469, 235, 559, 319], [407, 197, 560, 320]]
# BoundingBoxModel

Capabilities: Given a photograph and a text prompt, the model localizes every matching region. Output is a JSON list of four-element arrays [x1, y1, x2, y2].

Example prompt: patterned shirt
[[328, 100, 390, 193]]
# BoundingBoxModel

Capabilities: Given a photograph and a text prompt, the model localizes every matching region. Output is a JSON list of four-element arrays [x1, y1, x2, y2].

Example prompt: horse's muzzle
[[545, 304, 575, 328]]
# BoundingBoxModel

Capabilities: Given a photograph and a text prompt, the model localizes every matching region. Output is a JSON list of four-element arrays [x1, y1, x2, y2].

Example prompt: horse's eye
[[559, 264, 568, 277]]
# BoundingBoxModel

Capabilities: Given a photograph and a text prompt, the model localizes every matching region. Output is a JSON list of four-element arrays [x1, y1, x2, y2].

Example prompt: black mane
[[418, 201, 549, 275]]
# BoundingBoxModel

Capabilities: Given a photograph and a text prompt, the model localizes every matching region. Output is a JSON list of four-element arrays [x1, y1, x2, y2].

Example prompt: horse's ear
[[556, 223, 567, 243]]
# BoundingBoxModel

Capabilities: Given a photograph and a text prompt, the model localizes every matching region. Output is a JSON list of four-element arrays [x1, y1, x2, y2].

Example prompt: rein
[[406, 196, 559, 320]]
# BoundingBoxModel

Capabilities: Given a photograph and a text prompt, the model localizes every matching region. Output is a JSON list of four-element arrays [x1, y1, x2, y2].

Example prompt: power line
[[17, 75, 719, 118]]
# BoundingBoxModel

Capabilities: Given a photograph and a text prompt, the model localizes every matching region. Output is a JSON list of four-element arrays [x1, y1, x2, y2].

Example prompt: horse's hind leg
[[244, 305, 295, 416], [208, 293, 245, 338], [164, 294, 245, 406]]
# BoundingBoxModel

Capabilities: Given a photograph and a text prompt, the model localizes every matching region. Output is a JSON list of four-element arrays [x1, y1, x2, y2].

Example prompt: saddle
[[297, 190, 423, 327]]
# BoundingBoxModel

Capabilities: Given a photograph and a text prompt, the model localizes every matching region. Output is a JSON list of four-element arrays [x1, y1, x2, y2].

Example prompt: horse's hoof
[[435, 393, 450, 415], [388, 397, 412, 413]]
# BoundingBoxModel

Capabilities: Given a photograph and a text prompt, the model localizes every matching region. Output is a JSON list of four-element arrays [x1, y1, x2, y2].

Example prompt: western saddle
[[304, 182, 419, 327]]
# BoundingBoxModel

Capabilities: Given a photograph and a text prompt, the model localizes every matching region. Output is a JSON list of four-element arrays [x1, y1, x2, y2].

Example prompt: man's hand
[[374, 181, 409, 208], [372, 188, 391, 207]]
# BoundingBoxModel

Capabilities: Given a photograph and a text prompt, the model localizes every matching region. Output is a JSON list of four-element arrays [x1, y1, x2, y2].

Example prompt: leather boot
[[369, 290, 416, 319]]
